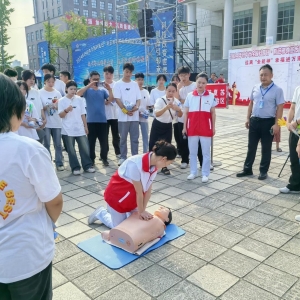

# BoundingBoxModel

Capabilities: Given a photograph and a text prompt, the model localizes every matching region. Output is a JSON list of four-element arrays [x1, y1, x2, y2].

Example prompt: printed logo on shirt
[[0, 180, 16, 220]]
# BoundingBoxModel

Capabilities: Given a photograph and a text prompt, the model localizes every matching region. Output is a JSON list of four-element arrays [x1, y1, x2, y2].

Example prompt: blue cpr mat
[[77, 224, 185, 269]]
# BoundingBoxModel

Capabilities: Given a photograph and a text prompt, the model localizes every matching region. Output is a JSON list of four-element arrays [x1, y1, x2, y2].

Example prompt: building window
[[92, 0, 96, 8], [117, 15, 121, 22], [123, 7, 128, 14], [31, 32, 34, 41], [108, 13, 113, 20], [35, 30, 39, 40], [83, 0, 88, 6], [100, 1, 104, 10], [52, 8, 55, 17], [33, 59, 37, 70], [58, 6, 62, 15], [57, 0, 61, 3], [74, 8, 80, 15], [108, 3, 112, 11], [44, 12, 46, 20], [259, 7, 267, 43], [29, 59, 33, 69], [83, 9, 89, 17], [47, 10, 49, 18], [92, 11, 97, 18], [32, 45, 36, 55], [232, 9, 253, 46], [40, 29, 44, 39], [74, 0, 79, 4], [277, 1, 294, 41], [26, 33, 30, 42], [42, 1, 44, 9], [28, 45, 32, 56]]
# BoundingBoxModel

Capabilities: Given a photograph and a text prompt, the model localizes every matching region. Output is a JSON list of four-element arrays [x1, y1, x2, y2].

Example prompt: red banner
[[207, 83, 228, 108]]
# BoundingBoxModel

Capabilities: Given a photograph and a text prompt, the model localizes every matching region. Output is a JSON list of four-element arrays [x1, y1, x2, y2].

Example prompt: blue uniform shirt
[[250, 82, 285, 118]]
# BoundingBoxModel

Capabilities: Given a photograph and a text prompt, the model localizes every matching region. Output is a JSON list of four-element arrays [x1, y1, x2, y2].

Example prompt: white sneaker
[[85, 167, 95, 173], [202, 176, 209, 183], [295, 215, 300, 222], [73, 169, 81, 175], [176, 154, 181, 158], [210, 165, 214, 171], [88, 206, 106, 225], [187, 173, 197, 180], [118, 158, 125, 166], [279, 187, 300, 194], [57, 166, 65, 171], [181, 163, 188, 169]]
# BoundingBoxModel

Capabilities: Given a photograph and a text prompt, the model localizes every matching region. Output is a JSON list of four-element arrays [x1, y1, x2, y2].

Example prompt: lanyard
[[260, 83, 274, 99]]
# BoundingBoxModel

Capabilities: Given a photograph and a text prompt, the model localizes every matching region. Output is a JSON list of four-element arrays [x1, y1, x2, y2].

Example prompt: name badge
[[259, 100, 264, 109]]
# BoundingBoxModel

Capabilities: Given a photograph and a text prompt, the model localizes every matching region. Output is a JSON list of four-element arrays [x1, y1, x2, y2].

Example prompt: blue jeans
[[43, 128, 63, 167], [63, 135, 93, 171], [139, 122, 149, 153]]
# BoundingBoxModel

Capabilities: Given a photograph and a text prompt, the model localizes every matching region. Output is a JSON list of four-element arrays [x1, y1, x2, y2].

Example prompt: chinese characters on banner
[[228, 42, 300, 101], [207, 84, 228, 108], [37, 41, 50, 67]]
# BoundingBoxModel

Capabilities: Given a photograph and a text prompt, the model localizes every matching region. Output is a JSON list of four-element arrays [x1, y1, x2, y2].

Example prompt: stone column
[[222, 0, 233, 59], [266, 0, 278, 43]]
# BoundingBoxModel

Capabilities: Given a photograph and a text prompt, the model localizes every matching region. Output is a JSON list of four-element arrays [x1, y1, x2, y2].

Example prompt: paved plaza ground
[[52, 106, 300, 300]]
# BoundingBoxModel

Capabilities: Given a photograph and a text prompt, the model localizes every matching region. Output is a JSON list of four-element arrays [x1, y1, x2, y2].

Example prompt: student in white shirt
[[149, 83, 182, 175], [41, 63, 66, 96], [40, 74, 64, 171], [135, 72, 150, 153], [16, 81, 40, 140], [22, 70, 46, 142], [103, 66, 120, 158], [149, 74, 167, 108], [113, 63, 141, 166], [0, 73, 63, 299], [58, 81, 95, 175]]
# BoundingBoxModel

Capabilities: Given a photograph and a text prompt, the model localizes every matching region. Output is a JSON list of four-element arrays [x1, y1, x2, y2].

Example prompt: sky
[[7, 0, 34, 65]]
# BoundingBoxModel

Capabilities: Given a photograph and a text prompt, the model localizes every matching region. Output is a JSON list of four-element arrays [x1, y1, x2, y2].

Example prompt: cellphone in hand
[[95, 82, 104, 88], [270, 128, 274, 135]]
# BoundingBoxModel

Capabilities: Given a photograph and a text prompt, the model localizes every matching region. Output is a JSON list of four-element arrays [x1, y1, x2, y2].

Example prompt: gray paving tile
[[129, 264, 181, 297], [245, 264, 297, 297], [76, 193, 103, 204], [169, 211, 193, 226], [69, 229, 99, 245], [61, 183, 80, 193], [52, 267, 68, 289], [73, 178, 98, 187], [282, 280, 300, 300], [232, 238, 276, 262], [56, 221, 91, 238], [221, 280, 279, 300], [158, 280, 216, 300], [169, 231, 200, 249], [195, 197, 226, 210], [244, 190, 274, 201], [280, 210, 300, 222], [53, 282, 90, 300], [222, 218, 260, 236], [55, 213, 76, 227], [239, 210, 275, 226], [96, 281, 151, 300], [187, 265, 238, 297], [192, 186, 219, 196], [199, 211, 234, 226], [160, 186, 186, 197], [255, 202, 288, 217], [256, 185, 280, 195], [250, 227, 291, 248], [73, 265, 124, 298], [231, 197, 262, 209], [216, 203, 249, 217], [210, 191, 239, 202], [205, 182, 232, 190], [67, 205, 95, 220], [218, 177, 244, 186], [205, 228, 244, 248], [183, 238, 227, 262], [53, 240, 81, 264], [84, 182, 106, 194], [212, 249, 259, 277], [64, 188, 92, 198], [176, 191, 205, 203], [149, 192, 171, 203], [178, 204, 211, 218], [266, 218, 300, 236], [265, 250, 300, 277], [181, 219, 217, 237], [159, 198, 190, 210], [224, 186, 252, 196], [62, 199, 86, 212], [268, 196, 299, 209], [55, 252, 99, 280], [144, 244, 178, 262], [159, 250, 206, 278], [281, 237, 300, 256]]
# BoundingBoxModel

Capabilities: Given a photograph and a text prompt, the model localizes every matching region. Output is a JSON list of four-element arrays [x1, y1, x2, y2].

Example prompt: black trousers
[[87, 122, 108, 162], [149, 119, 172, 151], [0, 262, 52, 300], [287, 132, 300, 190], [244, 117, 275, 173], [198, 141, 203, 166], [177, 122, 189, 164], [173, 123, 181, 155], [107, 119, 120, 155]]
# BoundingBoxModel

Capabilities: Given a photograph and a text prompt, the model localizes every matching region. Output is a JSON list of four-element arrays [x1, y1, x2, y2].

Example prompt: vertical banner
[[37, 41, 50, 67]]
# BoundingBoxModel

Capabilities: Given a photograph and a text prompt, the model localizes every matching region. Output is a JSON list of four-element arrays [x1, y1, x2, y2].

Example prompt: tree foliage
[[0, 0, 15, 72], [128, 0, 139, 26]]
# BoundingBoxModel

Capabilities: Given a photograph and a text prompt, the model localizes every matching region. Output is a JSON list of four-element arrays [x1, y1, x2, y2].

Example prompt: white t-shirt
[[27, 88, 43, 118], [149, 88, 166, 106], [40, 88, 62, 128], [139, 89, 151, 123], [292, 86, 300, 120], [178, 82, 196, 123], [104, 81, 118, 120], [17, 100, 39, 140], [58, 95, 87, 136], [113, 80, 141, 122], [54, 79, 66, 97], [154, 97, 181, 123], [0, 132, 61, 283]]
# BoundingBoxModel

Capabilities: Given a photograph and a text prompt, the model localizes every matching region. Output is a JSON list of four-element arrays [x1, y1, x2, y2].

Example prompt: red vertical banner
[[207, 83, 229, 108]]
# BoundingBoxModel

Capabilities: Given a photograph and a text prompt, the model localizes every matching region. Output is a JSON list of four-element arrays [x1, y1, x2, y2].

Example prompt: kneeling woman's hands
[[139, 211, 153, 221]]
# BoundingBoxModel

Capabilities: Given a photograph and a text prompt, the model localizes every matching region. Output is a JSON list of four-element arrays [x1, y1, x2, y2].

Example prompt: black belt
[[251, 117, 275, 120]]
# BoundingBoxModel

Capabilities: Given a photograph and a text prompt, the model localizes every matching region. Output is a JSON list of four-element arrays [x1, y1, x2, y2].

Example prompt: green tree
[[0, 0, 15, 72], [128, 0, 139, 26]]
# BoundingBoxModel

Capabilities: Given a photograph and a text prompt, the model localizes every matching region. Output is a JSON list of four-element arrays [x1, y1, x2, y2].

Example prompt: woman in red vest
[[88, 140, 177, 228]]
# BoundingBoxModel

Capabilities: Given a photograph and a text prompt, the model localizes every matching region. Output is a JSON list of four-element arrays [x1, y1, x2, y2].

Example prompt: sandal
[[161, 167, 170, 175], [277, 148, 282, 152]]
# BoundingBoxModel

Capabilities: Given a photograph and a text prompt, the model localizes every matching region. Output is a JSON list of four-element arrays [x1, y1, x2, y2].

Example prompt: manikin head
[[154, 207, 172, 225]]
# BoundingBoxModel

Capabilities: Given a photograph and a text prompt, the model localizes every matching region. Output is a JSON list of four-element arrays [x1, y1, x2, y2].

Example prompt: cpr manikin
[[101, 207, 172, 254]]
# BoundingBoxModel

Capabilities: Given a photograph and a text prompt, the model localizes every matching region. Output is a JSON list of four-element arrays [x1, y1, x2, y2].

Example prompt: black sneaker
[[258, 173, 268, 180], [102, 160, 109, 166], [236, 170, 253, 177]]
